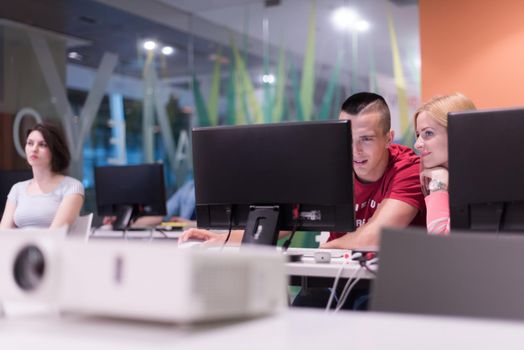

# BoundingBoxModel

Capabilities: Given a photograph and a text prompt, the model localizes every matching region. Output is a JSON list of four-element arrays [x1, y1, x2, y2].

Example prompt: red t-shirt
[[329, 144, 426, 241]]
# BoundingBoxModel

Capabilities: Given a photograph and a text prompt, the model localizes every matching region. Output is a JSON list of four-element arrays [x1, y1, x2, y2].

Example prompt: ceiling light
[[143, 40, 157, 51], [332, 7, 357, 31], [161, 46, 175, 55], [262, 74, 275, 84], [355, 20, 370, 32], [68, 51, 83, 60]]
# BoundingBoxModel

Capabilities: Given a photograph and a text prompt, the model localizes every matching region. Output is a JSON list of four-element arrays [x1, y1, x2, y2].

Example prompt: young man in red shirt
[[180, 92, 425, 249], [293, 92, 425, 310], [321, 92, 425, 249]]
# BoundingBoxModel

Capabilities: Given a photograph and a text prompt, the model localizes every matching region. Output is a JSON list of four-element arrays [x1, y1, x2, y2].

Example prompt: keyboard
[[90, 229, 183, 240], [284, 247, 351, 258]]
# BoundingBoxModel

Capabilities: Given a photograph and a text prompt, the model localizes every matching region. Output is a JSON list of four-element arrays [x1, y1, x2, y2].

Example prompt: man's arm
[[131, 215, 164, 228], [320, 198, 419, 249], [179, 228, 291, 246]]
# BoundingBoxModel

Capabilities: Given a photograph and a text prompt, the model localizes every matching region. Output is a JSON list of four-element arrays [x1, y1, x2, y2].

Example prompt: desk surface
[[286, 259, 375, 280], [2, 305, 524, 349], [285, 247, 376, 280]]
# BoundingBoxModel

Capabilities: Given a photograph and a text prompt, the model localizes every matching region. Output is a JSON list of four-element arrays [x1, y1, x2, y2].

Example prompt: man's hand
[[168, 216, 192, 223], [319, 229, 376, 249], [178, 228, 226, 247], [102, 216, 116, 226]]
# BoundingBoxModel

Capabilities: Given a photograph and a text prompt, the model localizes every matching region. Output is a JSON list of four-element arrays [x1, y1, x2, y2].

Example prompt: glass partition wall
[[0, 0, 420, 234]]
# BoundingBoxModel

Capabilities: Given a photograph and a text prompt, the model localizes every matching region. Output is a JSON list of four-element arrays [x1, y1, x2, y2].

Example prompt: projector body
[[0, 230, 287, 323], [0, 229, 65, 303]]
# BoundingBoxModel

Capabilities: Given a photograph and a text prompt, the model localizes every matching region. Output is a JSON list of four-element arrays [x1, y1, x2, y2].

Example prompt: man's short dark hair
[[340, 92, 391, 133], [26, 122, 71, 173]]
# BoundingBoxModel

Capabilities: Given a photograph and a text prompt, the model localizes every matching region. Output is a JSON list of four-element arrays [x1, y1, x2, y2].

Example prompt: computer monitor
[[192, 120, 355, 245], [0, 170, 32, 216], [94, 164, 167, 230], [448, 107, 524, 232]]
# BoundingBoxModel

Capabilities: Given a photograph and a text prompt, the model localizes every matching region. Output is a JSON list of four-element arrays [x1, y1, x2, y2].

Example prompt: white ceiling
[[157, 0, 420, 85]]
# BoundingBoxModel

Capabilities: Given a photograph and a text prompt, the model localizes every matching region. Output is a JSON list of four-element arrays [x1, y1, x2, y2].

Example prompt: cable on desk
[[282, 204, 301, 252], [361, 260, 378, 276], [221, 206, 234, 251], [154, 229, 169, 239], [335, 267, 364, 312], [325, 259, 350, 311]]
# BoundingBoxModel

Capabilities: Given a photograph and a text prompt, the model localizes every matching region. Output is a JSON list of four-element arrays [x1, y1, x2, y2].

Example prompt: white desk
[[287, 259, 363, 278], [286, 248, 376, 279], [285, 248, 375, 290], [2, 306, 524, 349]]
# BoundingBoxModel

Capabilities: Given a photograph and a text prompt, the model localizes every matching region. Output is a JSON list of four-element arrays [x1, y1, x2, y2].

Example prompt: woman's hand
[[420, 167, 449, 195]]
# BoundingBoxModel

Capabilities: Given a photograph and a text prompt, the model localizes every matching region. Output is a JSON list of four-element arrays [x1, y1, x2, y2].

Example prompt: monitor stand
[[241, 205, 280, 246], [112, 205, 135, 231]]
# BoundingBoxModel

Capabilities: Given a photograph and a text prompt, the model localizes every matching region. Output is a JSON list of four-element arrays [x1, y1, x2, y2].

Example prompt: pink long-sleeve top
[[425, 191, 450, 235]]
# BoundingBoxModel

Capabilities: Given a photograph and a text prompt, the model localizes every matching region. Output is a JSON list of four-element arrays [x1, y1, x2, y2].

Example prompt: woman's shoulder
[[59, 176, 85, 195], [7, 179, 31, 201], [11, 179, 31, 192]]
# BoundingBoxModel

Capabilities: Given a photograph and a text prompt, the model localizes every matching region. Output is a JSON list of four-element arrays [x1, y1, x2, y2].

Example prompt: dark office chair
[[0, 170, 32, 216], [371, 228, 524, 321]]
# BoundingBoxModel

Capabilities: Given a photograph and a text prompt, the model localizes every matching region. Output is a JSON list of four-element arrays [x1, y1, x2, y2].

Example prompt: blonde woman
[[414, 93, 476, 234]]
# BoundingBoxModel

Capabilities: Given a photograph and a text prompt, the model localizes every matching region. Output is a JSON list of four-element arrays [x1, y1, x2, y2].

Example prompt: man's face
[[339, 111, 393, 182]]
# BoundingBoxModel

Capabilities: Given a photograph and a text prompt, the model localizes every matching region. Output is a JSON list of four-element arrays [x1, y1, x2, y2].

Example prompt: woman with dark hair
[[0, 123, 84, 229]]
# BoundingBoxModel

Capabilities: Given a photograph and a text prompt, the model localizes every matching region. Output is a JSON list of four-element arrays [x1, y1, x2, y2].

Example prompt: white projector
[[0, 228, 66, 304], [0, 230, 287, 323]]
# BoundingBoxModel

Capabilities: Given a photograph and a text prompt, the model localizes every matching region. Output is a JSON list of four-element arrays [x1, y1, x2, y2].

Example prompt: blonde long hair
[[414, 92, 477, 130]]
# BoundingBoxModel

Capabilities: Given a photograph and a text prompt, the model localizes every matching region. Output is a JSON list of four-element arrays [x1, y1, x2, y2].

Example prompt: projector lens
[[13, 245, 45, 291]]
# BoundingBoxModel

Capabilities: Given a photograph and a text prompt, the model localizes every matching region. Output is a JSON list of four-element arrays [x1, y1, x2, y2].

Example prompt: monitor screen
[[94, 164, 167, 230], [192, 120, 355, 245], [449, 107, 524, 232], [0, 170, 32, 216]]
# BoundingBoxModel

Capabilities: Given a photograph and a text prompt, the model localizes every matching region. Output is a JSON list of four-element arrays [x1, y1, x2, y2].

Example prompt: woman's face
[[414, 111, 448, 168], [25, 130, 52, 170]]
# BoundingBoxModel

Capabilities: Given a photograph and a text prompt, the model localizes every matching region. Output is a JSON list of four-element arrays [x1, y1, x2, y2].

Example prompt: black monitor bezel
[[192, 120, 355, 235], [94, 163, 167, 229], [449, 107, 524, 232]]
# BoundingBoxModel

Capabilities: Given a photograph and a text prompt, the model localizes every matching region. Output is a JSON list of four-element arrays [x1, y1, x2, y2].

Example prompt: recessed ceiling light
[[355, 20, 370, 32], [332, 7, 357, 31], [161, 46, 175, 55], [68, 51, 83, 60], [143, 40, 157, 51], [262, 74, 275, 84]]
